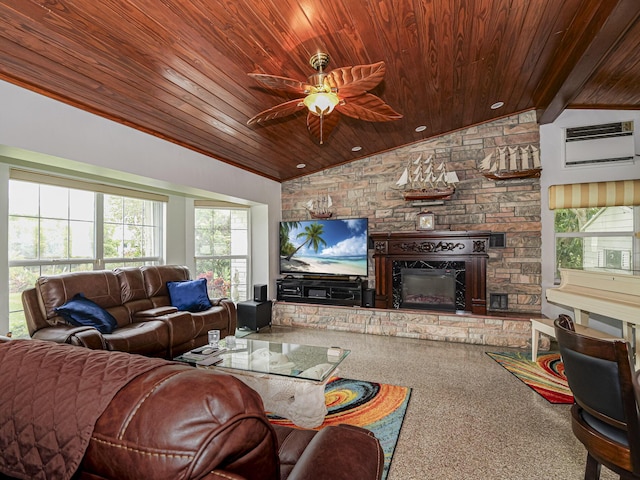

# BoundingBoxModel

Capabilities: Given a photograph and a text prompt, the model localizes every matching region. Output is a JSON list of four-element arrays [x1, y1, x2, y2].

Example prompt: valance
[[548, 179, 640, 209]]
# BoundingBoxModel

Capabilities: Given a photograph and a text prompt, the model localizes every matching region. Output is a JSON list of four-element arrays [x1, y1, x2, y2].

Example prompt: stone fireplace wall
[[281, 110, 541, 314]]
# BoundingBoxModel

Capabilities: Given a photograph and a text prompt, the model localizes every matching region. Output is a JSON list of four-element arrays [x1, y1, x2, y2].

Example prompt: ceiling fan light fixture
[[304, 91, 340, 116]]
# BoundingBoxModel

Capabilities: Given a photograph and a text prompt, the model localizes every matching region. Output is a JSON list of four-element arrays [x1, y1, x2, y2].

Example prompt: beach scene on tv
[[280, 219, 368, 276]]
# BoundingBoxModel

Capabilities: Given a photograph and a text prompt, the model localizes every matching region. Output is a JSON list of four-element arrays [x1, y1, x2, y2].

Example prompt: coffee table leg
[[226, 373, 327, 428], [281, 381, 327, 428]]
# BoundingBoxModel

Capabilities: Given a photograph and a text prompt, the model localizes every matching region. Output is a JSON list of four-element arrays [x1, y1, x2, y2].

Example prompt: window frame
[[193, 205, 251, 303], [553, 205, 638, 282]]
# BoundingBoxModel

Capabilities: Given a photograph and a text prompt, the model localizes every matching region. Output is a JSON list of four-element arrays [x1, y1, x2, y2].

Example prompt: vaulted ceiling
[[1, 0, 639, 182]]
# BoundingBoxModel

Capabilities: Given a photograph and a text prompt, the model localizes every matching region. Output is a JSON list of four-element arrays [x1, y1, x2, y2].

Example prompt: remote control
[[197, 356, 223, 366], [191, 345, 211, 354]]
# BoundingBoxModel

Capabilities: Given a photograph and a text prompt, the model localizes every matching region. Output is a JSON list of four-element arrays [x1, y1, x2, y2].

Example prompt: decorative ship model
[[479, 144, 541, 180], [305, 195, 333, 219], [395, 154, 459, 201]]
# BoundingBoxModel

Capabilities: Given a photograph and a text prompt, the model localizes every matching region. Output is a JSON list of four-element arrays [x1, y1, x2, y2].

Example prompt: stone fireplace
[[370, 231, 491, 314]]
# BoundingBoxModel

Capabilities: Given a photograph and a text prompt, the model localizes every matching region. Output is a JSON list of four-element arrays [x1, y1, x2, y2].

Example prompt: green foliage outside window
[[554, 207, 602, 277], [195, 208, 248, 303]]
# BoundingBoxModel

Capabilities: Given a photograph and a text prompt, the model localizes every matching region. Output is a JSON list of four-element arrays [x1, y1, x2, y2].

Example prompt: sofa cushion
[[55, 294, 118, 334], [141, 265, 190, 300], [37, 270, 122, 323], [102, 320, 171, 356], [167, 279, 213, 312]]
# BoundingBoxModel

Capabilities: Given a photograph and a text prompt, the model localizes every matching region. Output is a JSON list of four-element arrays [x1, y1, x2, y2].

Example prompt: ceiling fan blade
[[248, 73, 310, 95], [247, 98, 306, 125], [307, 111, 341, 144], [337, 94, 403, 122], [325, 61, 386, 97]]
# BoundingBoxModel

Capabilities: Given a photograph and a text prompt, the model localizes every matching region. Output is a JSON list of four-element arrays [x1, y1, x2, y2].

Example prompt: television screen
[[279, 218, 368, 277]]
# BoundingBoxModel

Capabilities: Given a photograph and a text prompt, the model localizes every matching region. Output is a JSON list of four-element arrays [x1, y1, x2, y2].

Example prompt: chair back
[[554, 315, 640, 474]]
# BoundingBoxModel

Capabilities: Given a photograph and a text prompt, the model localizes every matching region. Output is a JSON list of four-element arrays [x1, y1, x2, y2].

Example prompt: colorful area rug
[[268, 377, 411, 480], [486, 351, 573, 404]]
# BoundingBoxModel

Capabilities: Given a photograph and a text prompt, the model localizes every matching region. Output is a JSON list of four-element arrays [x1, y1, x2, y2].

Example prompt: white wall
[[540, 109, 640, 334], [0, 79, 282, 334]]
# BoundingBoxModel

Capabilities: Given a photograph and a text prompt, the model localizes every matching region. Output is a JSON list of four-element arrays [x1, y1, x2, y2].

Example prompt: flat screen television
[[279, 218, 368, 277]]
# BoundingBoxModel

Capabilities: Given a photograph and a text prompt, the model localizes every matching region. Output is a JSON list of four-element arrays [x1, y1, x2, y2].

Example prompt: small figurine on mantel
[[305, 195, 333, 219]]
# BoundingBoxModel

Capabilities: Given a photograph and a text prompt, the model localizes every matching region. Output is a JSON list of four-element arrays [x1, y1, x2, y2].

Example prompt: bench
[[530, 317, 619, 362]]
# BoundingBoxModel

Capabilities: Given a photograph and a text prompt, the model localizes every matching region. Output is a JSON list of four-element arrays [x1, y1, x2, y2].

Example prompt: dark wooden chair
[[554, 314, 640, 479]]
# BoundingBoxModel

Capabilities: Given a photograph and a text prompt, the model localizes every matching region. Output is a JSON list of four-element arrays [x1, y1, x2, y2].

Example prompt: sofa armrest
[[32, 325, 106, 349], [133, 306, 179, 319], [209, 297, 227, 306], [287, 424, 384, 480], [215, 298, 237, 336]]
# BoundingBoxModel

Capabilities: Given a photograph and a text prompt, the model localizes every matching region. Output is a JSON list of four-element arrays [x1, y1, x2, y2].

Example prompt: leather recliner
[[0, 338, 384, 480], [21, 265, 236, 359]]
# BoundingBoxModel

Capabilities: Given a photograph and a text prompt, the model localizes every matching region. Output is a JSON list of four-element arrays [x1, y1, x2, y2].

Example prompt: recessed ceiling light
[[296, 163, 306, 169], [490, 101, 504, 110], [415, 125, 427, 132], [351, 146, 362, 152]]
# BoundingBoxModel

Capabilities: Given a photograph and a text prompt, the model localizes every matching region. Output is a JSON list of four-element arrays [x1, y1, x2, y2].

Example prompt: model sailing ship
[[395, 154, 459, 201], [479, 144, 541, 180], [305, 195, 333, 219]]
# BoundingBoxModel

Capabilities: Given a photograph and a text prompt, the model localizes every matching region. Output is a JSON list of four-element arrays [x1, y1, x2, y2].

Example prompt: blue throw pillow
[[54, 293, 118, 334], [167, 278, 213, 312]]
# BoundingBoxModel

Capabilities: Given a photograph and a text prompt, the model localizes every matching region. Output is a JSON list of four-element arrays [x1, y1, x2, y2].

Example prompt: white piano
[[546, 268, 640, 365]]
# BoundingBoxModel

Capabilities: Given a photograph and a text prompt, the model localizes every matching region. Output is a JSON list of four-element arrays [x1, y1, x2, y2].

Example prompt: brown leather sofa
[[0, 338, 384, 480], [21, 265, 237, 359]]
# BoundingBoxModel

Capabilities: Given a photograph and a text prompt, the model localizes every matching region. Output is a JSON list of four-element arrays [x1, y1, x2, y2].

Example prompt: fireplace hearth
[[371, 231, 491, 314]]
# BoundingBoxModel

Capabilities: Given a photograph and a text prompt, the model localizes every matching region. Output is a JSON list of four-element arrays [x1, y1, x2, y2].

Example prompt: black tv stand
[[277, 277, 363, 306]]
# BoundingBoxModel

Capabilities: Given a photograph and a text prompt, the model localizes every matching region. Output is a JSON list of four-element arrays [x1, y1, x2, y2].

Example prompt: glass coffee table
[[175, 338, 350, 428]]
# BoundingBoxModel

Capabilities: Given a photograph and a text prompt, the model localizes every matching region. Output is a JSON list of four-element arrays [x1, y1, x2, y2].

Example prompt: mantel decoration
[[416, 211, 435, 230], [305, 195, 333, 219], [479, 144, 541, 180], [395, 153, 459, 201]]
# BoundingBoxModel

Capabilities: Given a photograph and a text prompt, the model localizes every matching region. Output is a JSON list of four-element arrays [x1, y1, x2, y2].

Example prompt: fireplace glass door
[[400, 268, 456, 311]]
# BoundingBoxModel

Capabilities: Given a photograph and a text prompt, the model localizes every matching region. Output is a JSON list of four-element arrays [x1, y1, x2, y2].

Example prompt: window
[[8, 178, 165, 338], [554, 206, 638, 281], [194, 207, 249, 302], [103, 194, 163, 269]]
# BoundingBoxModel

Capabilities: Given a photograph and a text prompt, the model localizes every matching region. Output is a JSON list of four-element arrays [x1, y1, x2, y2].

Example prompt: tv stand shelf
[[277, 277, 363, 306]]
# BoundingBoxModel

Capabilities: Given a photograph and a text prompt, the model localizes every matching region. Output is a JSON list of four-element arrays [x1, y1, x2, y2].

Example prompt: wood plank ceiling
[[0, 0, 638, 182]]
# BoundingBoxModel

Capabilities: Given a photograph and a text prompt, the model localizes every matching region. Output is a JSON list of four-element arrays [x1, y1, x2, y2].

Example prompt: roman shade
[[10, 168, 168, 202], [548, 179, 640, 209]]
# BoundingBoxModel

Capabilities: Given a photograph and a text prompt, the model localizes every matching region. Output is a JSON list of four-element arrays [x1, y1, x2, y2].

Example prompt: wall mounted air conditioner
[[564, 121, 635, 167]]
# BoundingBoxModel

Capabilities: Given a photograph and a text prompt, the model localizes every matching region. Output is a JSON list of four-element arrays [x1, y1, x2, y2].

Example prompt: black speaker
[[362, 288, 375, 307], [253, 284, 267, 302]]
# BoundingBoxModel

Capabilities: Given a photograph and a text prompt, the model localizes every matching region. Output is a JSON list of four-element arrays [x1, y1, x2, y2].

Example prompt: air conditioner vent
[[566, 121, 633, 142], [564, 121, 635, 167]]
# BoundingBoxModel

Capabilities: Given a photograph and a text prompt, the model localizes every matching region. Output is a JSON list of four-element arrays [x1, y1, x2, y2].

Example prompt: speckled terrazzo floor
[[247, 326, 617, 480]]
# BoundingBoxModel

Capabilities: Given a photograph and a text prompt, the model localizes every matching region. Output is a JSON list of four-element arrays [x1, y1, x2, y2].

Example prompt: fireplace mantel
[[370, 230, 491, 314]]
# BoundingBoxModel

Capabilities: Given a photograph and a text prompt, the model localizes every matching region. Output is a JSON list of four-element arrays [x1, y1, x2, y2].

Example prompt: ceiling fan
[[247, 52, 402, 144]]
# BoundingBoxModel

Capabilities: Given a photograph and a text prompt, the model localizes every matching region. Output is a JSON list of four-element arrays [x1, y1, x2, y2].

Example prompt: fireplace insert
[[400, 268, 456, 311]]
